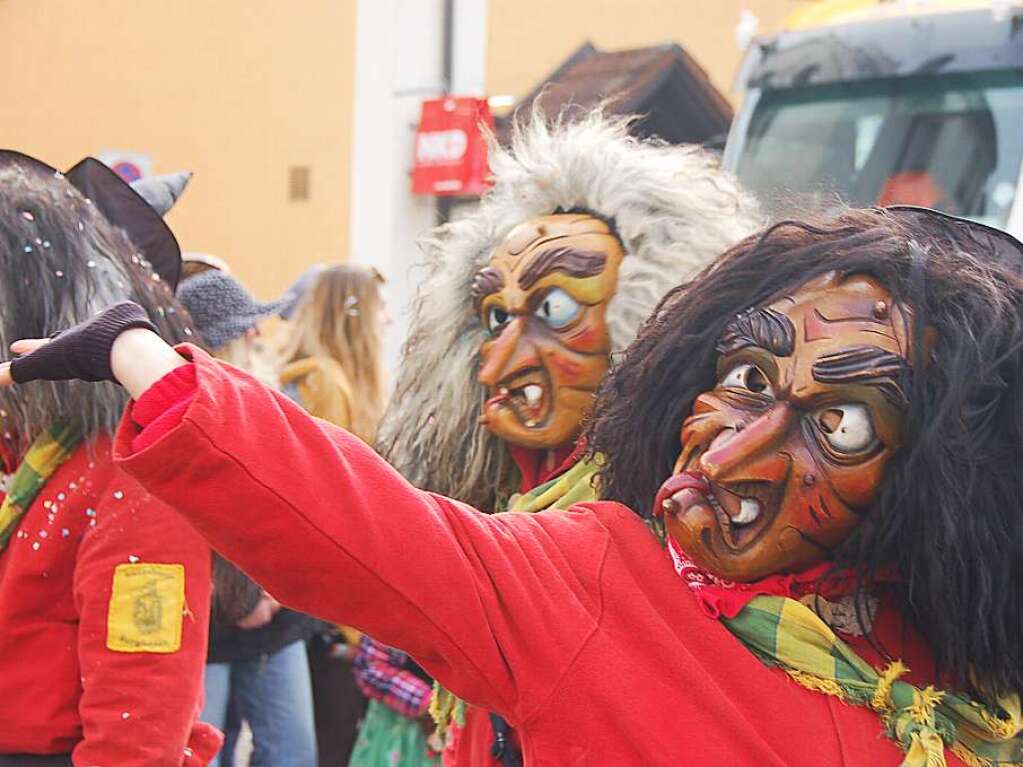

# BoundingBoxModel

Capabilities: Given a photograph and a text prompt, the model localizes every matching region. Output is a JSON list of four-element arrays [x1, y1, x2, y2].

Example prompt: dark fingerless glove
[[10, 301, 158, 384]]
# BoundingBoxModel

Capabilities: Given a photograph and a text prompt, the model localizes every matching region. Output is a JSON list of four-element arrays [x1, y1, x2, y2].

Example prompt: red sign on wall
[[412, 97, 493, 197]]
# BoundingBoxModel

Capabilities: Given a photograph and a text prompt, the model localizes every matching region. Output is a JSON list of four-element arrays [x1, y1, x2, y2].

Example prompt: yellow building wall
[[0, 0, 356, 298], [486, 0, 803, 106]]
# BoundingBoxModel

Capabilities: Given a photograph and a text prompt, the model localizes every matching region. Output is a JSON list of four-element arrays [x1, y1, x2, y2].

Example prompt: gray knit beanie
[[176, 270, 285, 350]]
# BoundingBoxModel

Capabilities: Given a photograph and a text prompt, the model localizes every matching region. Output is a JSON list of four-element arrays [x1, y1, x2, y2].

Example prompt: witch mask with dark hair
[[587, 207, 1023, 715]]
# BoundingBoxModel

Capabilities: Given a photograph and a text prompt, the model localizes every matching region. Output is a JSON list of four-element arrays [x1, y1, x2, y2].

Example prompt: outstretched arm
[[1, 306, 606, 723]]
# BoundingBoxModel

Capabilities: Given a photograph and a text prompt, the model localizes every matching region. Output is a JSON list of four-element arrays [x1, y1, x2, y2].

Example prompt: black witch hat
[[0, 150, 190, 288], [886, 205, 1023, 273]]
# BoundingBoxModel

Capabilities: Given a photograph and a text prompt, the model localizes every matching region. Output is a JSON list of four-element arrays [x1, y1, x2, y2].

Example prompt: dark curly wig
[[585, 207, 1023, 701]]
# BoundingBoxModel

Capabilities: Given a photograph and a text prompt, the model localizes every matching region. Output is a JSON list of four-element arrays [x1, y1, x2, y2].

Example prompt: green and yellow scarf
[[0, 423, 83, 552], [726, 595, 1022, 767]]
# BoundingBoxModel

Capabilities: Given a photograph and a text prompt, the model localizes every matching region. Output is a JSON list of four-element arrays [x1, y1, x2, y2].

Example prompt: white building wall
[[451, 0, 488, 96], [349, 0, 489, 374]]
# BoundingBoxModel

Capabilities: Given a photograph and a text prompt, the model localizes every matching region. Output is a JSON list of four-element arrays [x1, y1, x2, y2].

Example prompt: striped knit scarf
[[0, 423, 83, 552], [666, 539, 1023, 767]]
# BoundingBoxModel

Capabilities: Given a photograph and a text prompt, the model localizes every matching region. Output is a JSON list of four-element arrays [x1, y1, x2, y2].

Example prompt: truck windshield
[[735, 72, 1023, 228]]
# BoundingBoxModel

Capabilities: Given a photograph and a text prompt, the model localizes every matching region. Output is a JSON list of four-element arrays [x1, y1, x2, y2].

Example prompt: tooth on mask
[[523, 384, 542, 405], [734, 498, 761, 526]]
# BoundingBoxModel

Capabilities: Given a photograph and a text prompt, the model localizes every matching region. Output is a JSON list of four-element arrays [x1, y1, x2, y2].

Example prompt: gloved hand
[[8, 301, 157, 384]]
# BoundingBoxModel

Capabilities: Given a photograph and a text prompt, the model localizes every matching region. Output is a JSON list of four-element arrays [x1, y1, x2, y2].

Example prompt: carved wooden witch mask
[[658, 271, 913, 581], [472, 213, 624, 450]]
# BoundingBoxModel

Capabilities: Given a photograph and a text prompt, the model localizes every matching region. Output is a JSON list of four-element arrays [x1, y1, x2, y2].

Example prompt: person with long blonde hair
[[276, 264, 389, 767], [278, 265, 387, 443]]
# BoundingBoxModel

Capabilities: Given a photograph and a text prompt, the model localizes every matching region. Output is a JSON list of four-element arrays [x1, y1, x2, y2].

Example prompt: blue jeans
[[202, 640, 317, 767]]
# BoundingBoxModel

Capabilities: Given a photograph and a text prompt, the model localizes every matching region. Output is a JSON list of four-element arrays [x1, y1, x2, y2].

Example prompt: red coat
[[116, 349, 966, 766], [0, 434, 218, 766], [444, 445, 581, 767]]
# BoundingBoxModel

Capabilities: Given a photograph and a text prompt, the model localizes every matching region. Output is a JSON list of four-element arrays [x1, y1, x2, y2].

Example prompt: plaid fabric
[[0, 423, 82, 552], [725, 595, 1023, 767], [354, 635, 433, 719]]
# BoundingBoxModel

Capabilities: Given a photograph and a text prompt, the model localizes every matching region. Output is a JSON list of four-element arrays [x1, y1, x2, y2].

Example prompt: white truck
[[723, 0, 1023, 238]]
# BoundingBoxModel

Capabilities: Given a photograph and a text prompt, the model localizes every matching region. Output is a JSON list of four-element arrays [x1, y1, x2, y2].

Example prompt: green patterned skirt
[[348, 700, 439, 767]]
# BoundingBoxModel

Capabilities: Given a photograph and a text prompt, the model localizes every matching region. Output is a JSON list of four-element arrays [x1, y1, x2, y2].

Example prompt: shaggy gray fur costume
[[0, 159, 197, 452], [376, 111, 764, 510]]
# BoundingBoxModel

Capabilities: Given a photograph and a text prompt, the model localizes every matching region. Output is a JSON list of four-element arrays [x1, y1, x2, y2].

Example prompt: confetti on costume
[[0, 151, 218, 766]]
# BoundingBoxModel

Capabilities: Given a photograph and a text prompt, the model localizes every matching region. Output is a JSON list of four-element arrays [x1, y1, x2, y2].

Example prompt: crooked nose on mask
[[700, 406, 793, 484], [479, 318, 537, 387]]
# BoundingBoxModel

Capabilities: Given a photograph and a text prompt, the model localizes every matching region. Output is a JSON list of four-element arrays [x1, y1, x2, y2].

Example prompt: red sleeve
[[71, 467, 215, 767], [112, 347, 607, 723], [130, 362, 198, 452]]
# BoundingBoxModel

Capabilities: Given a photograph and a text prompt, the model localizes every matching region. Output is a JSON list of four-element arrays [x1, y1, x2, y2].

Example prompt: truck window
[[734, 72, 1023, 228]]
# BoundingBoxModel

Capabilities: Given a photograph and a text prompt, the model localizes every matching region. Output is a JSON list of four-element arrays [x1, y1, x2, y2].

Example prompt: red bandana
[[666, 536, 850, 619]]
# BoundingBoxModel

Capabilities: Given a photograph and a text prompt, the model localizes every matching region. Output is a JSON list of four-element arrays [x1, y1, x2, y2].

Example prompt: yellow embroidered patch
[[106, 563, 185, 653]]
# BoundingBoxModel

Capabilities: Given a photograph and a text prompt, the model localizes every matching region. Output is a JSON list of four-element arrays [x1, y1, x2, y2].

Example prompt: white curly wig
[[376, 110, 764, 509]]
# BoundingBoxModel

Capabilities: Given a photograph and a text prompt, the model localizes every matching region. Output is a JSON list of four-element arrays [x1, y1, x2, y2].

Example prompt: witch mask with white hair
[[377, 110, 764, 511]]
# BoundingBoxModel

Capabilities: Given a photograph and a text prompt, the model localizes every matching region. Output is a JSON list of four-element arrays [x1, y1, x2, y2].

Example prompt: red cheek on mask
[[563, 324, 604, 351], [544, 350, 585, 381]]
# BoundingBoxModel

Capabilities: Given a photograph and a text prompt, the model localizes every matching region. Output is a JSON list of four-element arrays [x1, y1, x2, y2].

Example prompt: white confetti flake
[[113, 490, 124, 500]]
